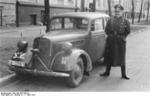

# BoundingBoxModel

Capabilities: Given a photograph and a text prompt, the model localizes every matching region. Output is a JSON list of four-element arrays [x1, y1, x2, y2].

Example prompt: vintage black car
[[9, 12, 109, 87]]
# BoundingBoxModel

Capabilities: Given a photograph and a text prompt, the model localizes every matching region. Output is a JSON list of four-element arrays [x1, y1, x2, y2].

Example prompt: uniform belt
[[108, 34, 125, 38]]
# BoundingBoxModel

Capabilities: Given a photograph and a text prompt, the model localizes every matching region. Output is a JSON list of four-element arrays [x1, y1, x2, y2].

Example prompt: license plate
[[9, 60, 25, 67]]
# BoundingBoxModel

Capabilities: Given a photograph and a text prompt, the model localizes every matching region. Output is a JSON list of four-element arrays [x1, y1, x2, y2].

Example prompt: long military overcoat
[[104, 16, 130, 66]]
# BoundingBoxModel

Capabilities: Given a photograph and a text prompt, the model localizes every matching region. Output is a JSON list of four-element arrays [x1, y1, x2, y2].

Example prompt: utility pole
[[146, 0, 150, 21], [44, 0, 50, 32], [138, 0, 144, 23], [81, 0, 85, 12], [107, 0, 112, 16], [131, 0, 135, 24], [0, 6, 3, 26], [16, 0, 19, 27]]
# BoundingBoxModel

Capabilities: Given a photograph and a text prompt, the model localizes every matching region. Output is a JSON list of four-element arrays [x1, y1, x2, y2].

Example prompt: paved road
[[0, 28, 150, 91]]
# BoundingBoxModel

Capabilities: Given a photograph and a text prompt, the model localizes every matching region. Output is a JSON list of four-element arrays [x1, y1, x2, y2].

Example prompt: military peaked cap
[[114, 4, 124, 10]]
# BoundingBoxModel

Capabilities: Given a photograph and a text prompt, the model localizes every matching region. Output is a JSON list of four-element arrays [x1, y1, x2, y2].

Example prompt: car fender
[[52, 49, 92, 72]]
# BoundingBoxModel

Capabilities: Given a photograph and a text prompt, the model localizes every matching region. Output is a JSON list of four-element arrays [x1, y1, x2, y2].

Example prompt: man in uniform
[[100, 4, 130, 80]]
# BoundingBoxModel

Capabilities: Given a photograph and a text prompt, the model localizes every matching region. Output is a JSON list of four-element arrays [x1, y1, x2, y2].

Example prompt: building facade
[[17, 0, 77, 26], [0, 0, 16, 26], [0, 5, 3, 26], [0, 0, 148, 26], [0, 0, 78, 26]]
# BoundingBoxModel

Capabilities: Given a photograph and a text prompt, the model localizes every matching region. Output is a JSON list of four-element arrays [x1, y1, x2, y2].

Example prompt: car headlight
[[17, 40, 28, 52], [12, 52, 26, 61], [61, 42, 72, 54]]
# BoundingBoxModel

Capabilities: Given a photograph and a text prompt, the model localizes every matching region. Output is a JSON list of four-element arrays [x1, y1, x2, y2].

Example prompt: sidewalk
[[128, 18, 146, 24], [0, 25, 46, 34]]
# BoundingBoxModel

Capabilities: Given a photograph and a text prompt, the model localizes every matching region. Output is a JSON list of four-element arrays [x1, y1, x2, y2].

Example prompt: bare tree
[[131, 0, 135, 24], [107, 0, 112, 16], [93, 0, 96, 12], [44, 0, 50, 32], [16, 1, 19, 27], [81, 0, 85, 12], [146, 0, 150, 21], [138, 0, 144, 23]]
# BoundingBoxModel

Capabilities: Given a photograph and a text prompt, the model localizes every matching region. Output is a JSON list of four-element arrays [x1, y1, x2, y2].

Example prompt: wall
[[0, 0, 16, 26], [0, 0, 77, 26], [18, 2, 76, 26]]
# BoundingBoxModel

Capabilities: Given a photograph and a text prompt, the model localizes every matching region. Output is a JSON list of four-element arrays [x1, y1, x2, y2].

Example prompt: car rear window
[[50, 17, 88, 31]]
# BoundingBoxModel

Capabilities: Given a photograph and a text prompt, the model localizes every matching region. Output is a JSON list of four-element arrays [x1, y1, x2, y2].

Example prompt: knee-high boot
[[100, 65, 111, 76], [121, 66, 130, 80]]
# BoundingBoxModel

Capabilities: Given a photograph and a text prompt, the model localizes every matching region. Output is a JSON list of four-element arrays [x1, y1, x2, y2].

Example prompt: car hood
[[42, 30, 88, 42], [32, 30, 88, 70]]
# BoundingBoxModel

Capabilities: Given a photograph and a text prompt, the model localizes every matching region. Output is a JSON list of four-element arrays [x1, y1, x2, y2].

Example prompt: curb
[[0, 26, 46, 34], [0, 73, 16, 87]]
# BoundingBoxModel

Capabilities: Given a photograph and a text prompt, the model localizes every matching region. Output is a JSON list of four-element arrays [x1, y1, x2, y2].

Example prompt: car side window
[[64, 18, 74, 29], [50, 18, 62, 30], [91, 18, 104, 32], [76, 19, 88, 30], [50, 17, 88, 31], [64, 18, 88, 30]]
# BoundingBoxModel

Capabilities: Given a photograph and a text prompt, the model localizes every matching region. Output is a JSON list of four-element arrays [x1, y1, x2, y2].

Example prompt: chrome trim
[[71, 39, 85, 46], [50, 51, 64, 69], [49, 40, 53, 57], [10, 67, 70, 77]]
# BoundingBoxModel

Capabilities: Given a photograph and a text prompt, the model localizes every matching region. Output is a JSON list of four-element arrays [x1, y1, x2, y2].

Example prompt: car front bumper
[[9, 66, 70, 77]]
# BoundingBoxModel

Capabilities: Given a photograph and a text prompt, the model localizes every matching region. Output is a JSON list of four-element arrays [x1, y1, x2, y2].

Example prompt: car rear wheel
[[67, 57, 84, 88]]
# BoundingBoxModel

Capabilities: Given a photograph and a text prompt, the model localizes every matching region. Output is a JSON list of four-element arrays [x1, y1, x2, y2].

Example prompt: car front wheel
[[67, 57, 84, 88]]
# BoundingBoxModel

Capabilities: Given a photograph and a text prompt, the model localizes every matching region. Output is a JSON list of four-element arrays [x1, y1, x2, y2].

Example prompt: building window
[[57, 0, 64, 5], [49, 0, 59, 5], [67, 0, 74, 6], [91, 18, 104, 32]]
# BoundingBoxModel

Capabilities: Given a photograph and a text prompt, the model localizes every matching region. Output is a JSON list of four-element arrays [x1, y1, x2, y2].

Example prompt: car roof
[[52, 12, 109, 20]]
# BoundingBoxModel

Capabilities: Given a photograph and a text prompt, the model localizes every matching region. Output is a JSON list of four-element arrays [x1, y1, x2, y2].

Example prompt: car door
[[88, 18, 106, 62]]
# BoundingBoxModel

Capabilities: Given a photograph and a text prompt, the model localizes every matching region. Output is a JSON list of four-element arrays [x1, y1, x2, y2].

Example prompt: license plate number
[[9, 60, 25, 67]]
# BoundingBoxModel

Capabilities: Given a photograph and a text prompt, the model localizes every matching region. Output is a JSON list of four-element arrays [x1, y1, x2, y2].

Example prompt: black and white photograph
[[0, 0, 150, 94]]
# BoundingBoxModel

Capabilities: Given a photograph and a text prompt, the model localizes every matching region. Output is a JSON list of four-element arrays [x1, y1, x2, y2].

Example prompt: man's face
[[114, 8, 123, 17]]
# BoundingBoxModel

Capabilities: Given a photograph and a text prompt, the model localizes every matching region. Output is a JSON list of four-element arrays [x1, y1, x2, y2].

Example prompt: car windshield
[[50, 17, 89, 31]]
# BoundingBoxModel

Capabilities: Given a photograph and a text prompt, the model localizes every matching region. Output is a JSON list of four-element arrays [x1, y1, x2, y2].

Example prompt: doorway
[[41, 10, 45, 25], [30, 14, 37, 25]]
